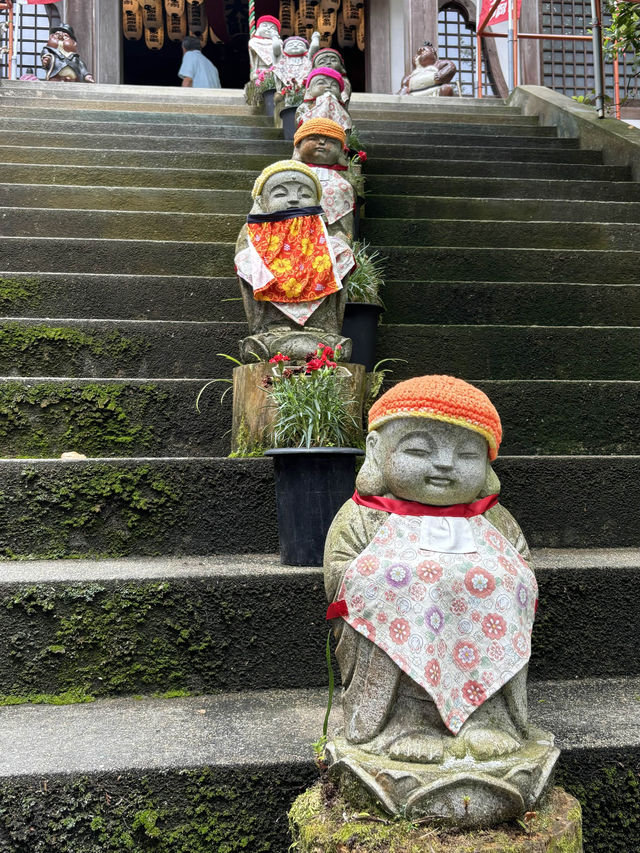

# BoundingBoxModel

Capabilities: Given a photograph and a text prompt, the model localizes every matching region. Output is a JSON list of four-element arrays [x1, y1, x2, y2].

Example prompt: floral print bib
[[336, 513, 538, 734]]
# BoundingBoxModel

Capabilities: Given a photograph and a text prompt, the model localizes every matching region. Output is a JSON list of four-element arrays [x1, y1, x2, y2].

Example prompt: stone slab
[[365, 157, 626, 181], [0, 104, 272, 126]]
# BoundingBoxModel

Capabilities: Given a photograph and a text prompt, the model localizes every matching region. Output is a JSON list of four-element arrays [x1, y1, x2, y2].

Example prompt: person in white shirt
[[178, 36, 221, 88]]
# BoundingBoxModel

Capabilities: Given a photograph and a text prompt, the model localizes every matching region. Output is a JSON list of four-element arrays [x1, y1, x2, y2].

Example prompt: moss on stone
[[0, 277, 43, 311], [0, 688, 94, 706]]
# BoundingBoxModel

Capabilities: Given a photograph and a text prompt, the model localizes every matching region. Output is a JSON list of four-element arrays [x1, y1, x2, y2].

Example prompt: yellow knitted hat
[[293, 118, 346, 148], [368, 375, 502, 460], [251, 159, 323, 200]]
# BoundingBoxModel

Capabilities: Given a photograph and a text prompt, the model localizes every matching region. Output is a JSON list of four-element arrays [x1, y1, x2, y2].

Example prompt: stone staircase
[[0, 80, 638, 851]]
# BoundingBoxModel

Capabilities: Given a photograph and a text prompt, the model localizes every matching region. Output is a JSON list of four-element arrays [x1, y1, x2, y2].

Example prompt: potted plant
[[278, 80, 305, 139], [342, 241, 385, 372], [254, 68, 277, 116], [263, 344, 364, 566]]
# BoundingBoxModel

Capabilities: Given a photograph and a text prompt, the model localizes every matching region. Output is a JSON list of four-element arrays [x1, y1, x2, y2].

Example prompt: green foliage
[[0, 277, 43, 311], [0, 689, 94, 706], [346, 126, 362, 150], [347, 242, 385, 307], [603, 1, 640, 102]]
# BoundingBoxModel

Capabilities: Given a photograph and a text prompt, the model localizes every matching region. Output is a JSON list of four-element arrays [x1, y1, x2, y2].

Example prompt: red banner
[[479, 0, 521, 26]]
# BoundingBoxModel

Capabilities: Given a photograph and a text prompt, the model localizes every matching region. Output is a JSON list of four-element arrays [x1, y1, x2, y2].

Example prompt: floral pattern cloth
[[296, 92, 353, 132], [336, 513, 538, 734], [248, 36, 277, 73], [235, 215, 354, 325], [274, 53, 312, 88], [308, 166, 355, 226]]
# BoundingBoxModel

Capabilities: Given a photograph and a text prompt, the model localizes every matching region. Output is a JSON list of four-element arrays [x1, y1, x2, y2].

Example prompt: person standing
[[178, 36, 221, 88]]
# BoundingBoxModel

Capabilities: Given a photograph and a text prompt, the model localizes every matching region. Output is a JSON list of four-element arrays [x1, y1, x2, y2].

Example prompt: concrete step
[[378, 323, 640, 380], [378, 246, 640, 285], [0, 183, 249, 213], [0, 95, 261, 117], [360, 125, 559, 143], [0, 316, 240, 378], [0, 456, 636, 556], [360, 217, 640, 251], [1, 377, 638, 458], [384, 280, 640, 327], [366, 142, 599, 164], [351, 112, 542, 127], [365, 157, 628, 182], [366, 174, 640, 202], [0, 103, 273, 127], [365, 193, 640, 223], [0, 550, 636, 698], [0, 680, 635, 852], [0, 116, 282, 139], [0, 79, 249, 105]]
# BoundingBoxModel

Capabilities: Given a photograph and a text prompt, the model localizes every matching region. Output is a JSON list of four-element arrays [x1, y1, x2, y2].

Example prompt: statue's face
[[49, 30, 77, 51], [371, 418, 488, 506], [261, 171, 319, 211], [416, 45, 437, 67], [295, 134, 342, 165], [307, 74, 341, 99], [256, 21, 279, 38], [314, 52, 343, 72], [285, 37, 307, 55]]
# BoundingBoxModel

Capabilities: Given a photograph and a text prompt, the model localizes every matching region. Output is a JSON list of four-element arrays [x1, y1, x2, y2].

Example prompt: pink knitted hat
[[256, 15, 281, 31], [305, 66, 345, 92]]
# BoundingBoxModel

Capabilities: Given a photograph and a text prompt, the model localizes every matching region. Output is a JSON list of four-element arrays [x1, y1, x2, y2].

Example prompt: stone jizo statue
[[324, 375, 559, 827], [274, 33, 320, 90], [309, 46, 352, 107], [398, 41, 456, 97], [248, 15, 282, 82], [41, 23, 95, 83], [234, 160, 354, 362], [295, 67, 352, 134], [292, 118, 355, 241]]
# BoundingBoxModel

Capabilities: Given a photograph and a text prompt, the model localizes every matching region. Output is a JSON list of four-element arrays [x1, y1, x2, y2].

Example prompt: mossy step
[[0, 272, 239, 321], [0, 681, 635, 853], [377, 246, 640, 285], [0, 550, 637, 698], [0, 377, 228, 458], [365, 193, 640, 223], [0, 456, 636, 555], [347, 112, 541, 127], [0, 104, 273, 126], [366, 174, 640, 202], [377, 323, 640, 380], [0, 117, 282, 140], [0, 131, 293, 155], [360, 217, 640, 251], [1, 377, 639, 458], [0, 316, 242, 378], [384, 281, 640, 328], [365, 157, 627, 182], [0, 183, 249, 214], [0, 207, 246, 242]]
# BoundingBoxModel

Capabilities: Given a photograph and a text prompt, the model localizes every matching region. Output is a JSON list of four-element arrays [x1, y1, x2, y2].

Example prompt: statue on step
[[292, 118, 355, 242], [309, 47, 352, 108], [273, 33, 320, 90], [234, 160, 354, 363], [40, 23, 95, 83], [398, 41, 456, 97], [296, 67, 352, 134], [324, 375, 559, 828], [247, 15, 282, 82]]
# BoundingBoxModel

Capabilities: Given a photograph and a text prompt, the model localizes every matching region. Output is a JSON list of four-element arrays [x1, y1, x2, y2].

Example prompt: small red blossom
[[357, 150, 367, 163], [269, 353, 291, 364]]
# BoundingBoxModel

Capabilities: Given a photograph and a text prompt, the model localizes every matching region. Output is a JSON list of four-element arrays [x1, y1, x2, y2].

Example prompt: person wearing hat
[[234, 159, 354, 362], [309, 46, 351, 107], [295, 66, 352, 133], [40, 24, 94, 83], [324, 375, 542, 780], [247, 14, 283, 82], [292, 118, 355, 240]]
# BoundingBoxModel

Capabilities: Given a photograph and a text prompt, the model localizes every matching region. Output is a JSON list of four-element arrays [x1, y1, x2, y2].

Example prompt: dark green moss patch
[[0, 277, 44, 312], [0, 764, 315, 852]]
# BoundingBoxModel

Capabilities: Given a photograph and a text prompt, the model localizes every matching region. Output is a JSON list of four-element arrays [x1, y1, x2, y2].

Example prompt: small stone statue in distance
[[292, 118, 355, 241], [40, 23, 95, 83], [247, 15, 282, 82], [309, 47, 352, 107], [324, 375, 559, 827], [234, 160, 354, 362], [273, 33, 320, 90], [398, 41, 456, 97]]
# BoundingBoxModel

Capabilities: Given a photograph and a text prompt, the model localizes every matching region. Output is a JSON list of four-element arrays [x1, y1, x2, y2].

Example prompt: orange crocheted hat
[[293, 117, 346, 147], [368, 375, 502, 460]]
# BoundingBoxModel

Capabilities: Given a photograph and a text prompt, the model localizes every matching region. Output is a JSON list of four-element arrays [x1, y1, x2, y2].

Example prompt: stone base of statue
[[325, 728, 559, 829], [289, 782, 582, 852], [239, 328, 352, 364], [231, 361, 366, 454]]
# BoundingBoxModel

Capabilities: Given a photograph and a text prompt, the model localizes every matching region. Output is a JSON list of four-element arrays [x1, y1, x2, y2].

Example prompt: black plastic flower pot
[[342, 302, 383, 372], [353, 196, 364, 239], [281, 105, 298, 140], [265, 447, 364, 566], [263, 89, 276, 117]]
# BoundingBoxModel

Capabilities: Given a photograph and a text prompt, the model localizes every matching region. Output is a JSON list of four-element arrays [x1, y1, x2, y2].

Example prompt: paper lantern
[[145, 24, 165, 48], [141, 0, 163, 28], [122, 0, 143, 40]]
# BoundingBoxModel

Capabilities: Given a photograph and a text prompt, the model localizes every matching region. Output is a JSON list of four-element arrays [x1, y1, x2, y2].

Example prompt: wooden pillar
[[64, 0, 95, 76], [64, 0, 122, 83], [365, 0, 392, 92], [520, 0, 542, 85]]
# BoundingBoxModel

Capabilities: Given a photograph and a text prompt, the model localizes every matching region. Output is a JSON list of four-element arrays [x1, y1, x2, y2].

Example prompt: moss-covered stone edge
[[0, 764, 316, 852]]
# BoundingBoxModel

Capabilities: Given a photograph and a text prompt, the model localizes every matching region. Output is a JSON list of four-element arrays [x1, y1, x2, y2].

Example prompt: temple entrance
[[122, 0, 365, 90]]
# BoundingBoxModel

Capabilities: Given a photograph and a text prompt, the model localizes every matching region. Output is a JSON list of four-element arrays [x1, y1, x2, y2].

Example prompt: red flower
[[482, 613, 507, 640], [269, 353, 290, 363], [305, 358, 324, 372], [464, 567, 496, 599], [462, 680, 487, 707], [357, 150, 367, 162], [424, 658, 441, 687]]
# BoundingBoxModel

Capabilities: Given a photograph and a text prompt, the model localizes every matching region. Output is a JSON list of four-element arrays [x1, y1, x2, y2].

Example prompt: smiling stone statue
[[295, 67, 352, 133], [323, 375, 559, 828]]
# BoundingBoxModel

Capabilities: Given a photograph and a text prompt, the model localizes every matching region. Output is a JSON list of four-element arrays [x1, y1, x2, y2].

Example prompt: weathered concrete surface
[[365, 156, 627, 180], [367, 142, 601, 163]]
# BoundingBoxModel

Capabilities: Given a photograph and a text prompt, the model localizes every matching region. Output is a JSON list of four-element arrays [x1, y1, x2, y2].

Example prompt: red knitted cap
[[256, 15, 281, 30], [305, 66, 345, 92], [368, 375, 502, 460]]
